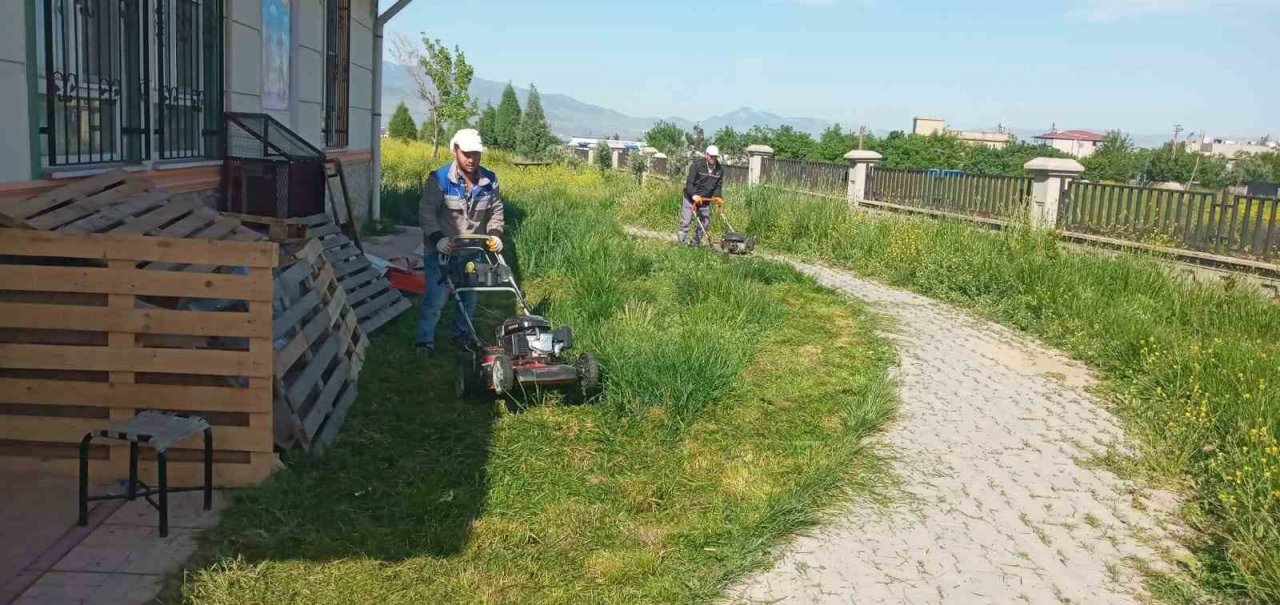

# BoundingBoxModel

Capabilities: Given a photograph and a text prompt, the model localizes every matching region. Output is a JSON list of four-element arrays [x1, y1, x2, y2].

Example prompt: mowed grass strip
[[620, 181, 1280, 602], [177, 161, 897, 604]]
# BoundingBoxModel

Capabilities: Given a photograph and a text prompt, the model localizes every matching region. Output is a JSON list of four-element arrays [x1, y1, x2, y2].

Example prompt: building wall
[[1, 0, 375, 216], [1046, 139, 1098, 159], [913, 117, 946, 136], [0, 1, 32, 182]]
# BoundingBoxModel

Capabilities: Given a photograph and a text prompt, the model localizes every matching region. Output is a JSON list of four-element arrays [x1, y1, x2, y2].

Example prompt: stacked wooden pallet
[[293, 213, 412, 333], [0, 229, 279, 487], [271, 240, 368, 452]]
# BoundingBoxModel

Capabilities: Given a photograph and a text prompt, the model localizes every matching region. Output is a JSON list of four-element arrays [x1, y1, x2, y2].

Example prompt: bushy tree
[[493, 84, 522, 150], [712, 126, 746, 161], [815, 124, 865, 162], [516, 84, 557, 158], [644, 120, 687, 155], [476, 103, 498, 149], [387, 102, 417, 140], [594, 140, 612, 172], [688, 124, 706, 152], [1230, 152, 1280, 184], [1082, 131, 1140, 183], [391, 35, 477, 156]]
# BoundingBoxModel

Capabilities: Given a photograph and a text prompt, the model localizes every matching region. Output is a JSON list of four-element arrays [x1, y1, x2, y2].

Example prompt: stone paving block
[[104, 490, 228, 530], [12, 571, 161, 605], [50, 525, 198, 576]]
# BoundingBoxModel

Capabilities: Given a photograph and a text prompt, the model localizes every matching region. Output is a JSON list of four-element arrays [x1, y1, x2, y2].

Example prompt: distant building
[[912, 116, 1012, 149], [566, 137, 643, 152], [1035, 130, 1107, 158], [1192, 137, 1277, 158]]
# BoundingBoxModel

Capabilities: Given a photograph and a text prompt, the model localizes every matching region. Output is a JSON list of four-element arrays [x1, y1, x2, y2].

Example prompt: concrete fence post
[[586, 145, 598, 167], [843, 150, 883, 207], [610, 146, 623, 170], [1023, 157, 1085, 229], [746, 144, 774, 187]]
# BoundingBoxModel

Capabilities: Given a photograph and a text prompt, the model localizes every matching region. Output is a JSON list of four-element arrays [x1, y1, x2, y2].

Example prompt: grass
[[619, 181, 1280, 603], [176, 152, 898, 604]]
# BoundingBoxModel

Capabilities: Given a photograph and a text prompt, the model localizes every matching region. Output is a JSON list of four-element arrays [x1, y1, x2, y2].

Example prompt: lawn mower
[[691, 197, 756, 255], [440, 235, 600, 398]]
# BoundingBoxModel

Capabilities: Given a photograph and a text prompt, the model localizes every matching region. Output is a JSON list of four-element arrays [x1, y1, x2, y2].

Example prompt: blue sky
[[380, 0, 1278, 138]]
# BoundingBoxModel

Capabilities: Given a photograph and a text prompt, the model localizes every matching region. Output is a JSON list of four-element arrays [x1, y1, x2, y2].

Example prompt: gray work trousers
[[677, 197, 711, 244]]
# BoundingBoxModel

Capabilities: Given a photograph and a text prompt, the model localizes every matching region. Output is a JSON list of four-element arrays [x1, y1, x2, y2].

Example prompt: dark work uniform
[[678, 157, 724, 244]]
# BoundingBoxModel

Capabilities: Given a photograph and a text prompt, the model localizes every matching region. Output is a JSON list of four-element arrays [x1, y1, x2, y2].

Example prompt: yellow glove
[[712, 196, 724, 206], [486, 236, 504, 253], [692, 195, 704, 205]]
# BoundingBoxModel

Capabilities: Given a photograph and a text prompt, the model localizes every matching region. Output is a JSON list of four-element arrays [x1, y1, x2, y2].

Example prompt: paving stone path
[[628, 229, 1188, 605]]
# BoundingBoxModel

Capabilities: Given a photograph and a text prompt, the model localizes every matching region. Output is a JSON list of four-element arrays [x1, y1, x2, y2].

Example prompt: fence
[[865, 166, 1032, 220], [1061, 182, 1280, 260], [763, 158, 847, 194], [723, 164, 749, 186]]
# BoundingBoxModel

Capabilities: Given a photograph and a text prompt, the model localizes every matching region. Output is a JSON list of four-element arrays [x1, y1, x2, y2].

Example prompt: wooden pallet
[[0, 229, 279, 487], [293, 214, 412, 333], [324, 158, 362, 249], [271, 240, 368, 452]]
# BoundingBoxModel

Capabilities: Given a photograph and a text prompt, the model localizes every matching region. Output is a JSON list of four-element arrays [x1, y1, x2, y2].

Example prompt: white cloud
[[1068, 0, 1277, 21]]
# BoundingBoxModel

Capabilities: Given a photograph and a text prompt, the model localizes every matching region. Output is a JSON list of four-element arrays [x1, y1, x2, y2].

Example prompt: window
[[35, 0, 223, 168], [324, 0, 350, 148]]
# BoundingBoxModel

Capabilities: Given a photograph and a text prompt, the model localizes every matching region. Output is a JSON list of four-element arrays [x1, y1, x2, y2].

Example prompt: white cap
[[705, 145, 720, 157], [450, 128, 484, 153]]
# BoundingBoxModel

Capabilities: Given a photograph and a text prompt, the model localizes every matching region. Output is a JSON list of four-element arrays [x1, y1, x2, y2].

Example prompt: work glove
[[692, 195, 704, 205], [435, 237, 454, 255], [713, 196, 724, 206], [486, 236, 504, 253]]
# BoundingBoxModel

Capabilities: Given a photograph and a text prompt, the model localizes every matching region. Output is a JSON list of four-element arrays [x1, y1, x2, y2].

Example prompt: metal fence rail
[[866, 167, 1032, 219], [1061, 182, 1280, 260], [723, 163, 748, 186], [764, 158, 847, 194]]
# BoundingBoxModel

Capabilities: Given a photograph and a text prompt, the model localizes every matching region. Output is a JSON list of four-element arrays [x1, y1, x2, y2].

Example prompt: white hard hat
[[450, 128, 484, 153], [706, 145, 720, 156]]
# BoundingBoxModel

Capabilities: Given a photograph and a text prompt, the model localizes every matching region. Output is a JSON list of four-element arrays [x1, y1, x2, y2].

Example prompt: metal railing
[[723, 163, 748, 186], [866, 166, 1032, 220], [1060, 182, 1280, 260], [764, 157, 847, 194], [36, 0, 222, 167]]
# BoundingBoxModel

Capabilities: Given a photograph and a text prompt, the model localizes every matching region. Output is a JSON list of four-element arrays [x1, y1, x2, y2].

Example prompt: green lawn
[[176, 163, 897, 604], [620, 181, 1280, 603]]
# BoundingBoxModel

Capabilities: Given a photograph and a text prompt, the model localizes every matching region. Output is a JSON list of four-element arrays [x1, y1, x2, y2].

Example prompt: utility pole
[[1172, 124, 1183, 146]]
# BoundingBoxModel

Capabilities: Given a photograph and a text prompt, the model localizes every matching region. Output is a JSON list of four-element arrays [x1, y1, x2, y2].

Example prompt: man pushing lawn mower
[[677, 145, 725, 246], [415, 128, 505, 354]]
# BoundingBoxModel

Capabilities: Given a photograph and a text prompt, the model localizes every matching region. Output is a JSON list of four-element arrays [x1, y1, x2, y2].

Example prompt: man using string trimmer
[[677, 145, 724, 246]]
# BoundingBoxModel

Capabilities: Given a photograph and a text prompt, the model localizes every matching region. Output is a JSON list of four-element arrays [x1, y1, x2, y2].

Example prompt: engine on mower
[[499, 315, 573, 361]]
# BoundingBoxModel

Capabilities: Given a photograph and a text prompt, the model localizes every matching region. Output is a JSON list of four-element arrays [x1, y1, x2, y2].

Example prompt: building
[[1035, 130, 1107, 158], [0, 0, 416, 224], [1192, 137, 1277, 158], [912, 116, 1012, 149]]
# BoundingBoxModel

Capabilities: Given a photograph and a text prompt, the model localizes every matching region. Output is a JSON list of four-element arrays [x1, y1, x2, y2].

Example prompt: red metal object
[[386, 266, 426, 296]]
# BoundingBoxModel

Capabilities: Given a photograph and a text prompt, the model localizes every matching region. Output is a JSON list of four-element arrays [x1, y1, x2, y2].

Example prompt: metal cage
[[222, 112, 326, 218]]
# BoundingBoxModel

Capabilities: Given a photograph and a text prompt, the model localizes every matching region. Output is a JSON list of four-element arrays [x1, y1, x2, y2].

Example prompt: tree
[[476, 104, 498, 149], [594, 140, 612, 172], [516, 84, 557, 158], [419, 110, 439, 143], [688, 124, 706, 152], [390, 34, 477, 157], [493, 84, 522, 150], [815, 124, 863, 162], [387, 102, 417, 140], [712, 126, 746, 161], [643, 120, 687, 156], [1082, 131, 1141, 183], [769, 126, 817, 160]]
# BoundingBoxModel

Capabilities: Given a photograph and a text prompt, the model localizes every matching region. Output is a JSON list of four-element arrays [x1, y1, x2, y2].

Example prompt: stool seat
[[94, 410, 210, 452], [79, 411, 213, 537]]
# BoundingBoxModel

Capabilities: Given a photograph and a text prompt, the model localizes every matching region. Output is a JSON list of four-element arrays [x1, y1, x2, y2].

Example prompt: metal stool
[[78, 411, 213, 537]]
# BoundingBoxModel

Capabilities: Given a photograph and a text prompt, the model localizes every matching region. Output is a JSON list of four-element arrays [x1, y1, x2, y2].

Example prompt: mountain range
[[381, 63, 1174, 148], [381, 62, 833, 140]]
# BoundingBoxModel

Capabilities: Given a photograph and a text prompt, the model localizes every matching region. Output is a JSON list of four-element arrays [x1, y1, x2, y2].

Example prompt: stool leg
[[202, 428, 213, 511], [78, 434, 92, 527], [127, 442, 138, 501], [157, 451, 168, 538]]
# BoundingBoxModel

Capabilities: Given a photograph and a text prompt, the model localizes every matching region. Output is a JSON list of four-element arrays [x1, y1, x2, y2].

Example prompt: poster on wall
[[261, 0, 291, 110]]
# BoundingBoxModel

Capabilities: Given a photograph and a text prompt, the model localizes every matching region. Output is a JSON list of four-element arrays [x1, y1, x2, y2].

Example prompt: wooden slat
[[0, 303, 264, 337], [25, 180, 152, 231], [0, 228, 277, 267], [107, 201, 192, 235], [0, 265, 272, 301], [0, 344, 271, 378], [5, 170, 131, 220], [355, 289, 403, 319], [301, 357, 352, 438], [0, 414, 272, 452], [61, 190, 172, 234], [361, 298, 412, 333], [0, 378, 269, 412]]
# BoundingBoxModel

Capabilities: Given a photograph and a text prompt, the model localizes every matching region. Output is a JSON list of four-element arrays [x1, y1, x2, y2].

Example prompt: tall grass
[[620, 182, 1280, 601], [179, 155, 898, 604]]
